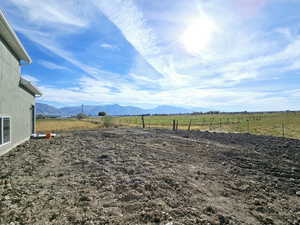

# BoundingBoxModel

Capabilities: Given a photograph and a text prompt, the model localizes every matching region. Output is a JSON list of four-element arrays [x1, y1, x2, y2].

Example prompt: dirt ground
[[0, 128, 299, 225]]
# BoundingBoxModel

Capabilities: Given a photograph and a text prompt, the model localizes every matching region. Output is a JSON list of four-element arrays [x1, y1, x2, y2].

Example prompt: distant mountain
[[148, 105, 192, 114], [36, 103, 62, 116], [36, 103, 210, 116], [60, 104, 146, 116]]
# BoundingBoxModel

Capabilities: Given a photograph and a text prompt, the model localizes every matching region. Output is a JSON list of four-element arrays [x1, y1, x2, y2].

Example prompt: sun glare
[[181, 17, 217, 55]]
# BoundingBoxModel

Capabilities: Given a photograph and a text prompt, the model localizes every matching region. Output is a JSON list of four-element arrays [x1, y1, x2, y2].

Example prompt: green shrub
[[76, 113, 87, 120], [102, 116, 113, 128]]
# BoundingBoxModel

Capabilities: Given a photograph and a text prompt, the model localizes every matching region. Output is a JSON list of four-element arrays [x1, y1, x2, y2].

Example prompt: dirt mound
[[0, 128, 299, 225]]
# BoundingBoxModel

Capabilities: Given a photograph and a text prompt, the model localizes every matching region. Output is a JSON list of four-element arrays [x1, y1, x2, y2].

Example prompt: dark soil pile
[[0, 128, 299, 225]]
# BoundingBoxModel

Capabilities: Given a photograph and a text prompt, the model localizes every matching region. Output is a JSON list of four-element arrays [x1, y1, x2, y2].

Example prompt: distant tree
[[36, 114, 46, 119], [206, 111, 220, 114], [192, 112, 203, 115], [98, 112, 106, 116], [76, 113, 87, 120]]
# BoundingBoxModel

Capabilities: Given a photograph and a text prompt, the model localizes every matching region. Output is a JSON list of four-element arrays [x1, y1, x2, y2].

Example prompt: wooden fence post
[[188, 119, 192, 132], [282, 121, 285, 137], [172, 120, 176, 131], [141, 115, 145, 128], [247, 120, 250, 133], [176, 120, 179, 131]]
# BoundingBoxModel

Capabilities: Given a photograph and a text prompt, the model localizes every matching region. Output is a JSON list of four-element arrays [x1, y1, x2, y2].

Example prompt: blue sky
[[1, 0, 300, 111]]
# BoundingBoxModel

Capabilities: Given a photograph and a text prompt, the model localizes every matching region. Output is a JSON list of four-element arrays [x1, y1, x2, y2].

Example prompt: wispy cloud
[[94, 0, 160, 57], [100, 43, 116, 49], [38, 60, 70, 71], [13, 25, 102, 79], [7, 0, 90, 28], [93, 0, 165, 77]]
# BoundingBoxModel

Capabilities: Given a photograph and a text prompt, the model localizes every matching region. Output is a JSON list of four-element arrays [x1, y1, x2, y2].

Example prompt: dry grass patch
[[36, 119, 100, 133]]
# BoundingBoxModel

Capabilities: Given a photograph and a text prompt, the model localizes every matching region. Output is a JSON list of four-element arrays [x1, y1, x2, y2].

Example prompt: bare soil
[[0, 128, 299, 225]]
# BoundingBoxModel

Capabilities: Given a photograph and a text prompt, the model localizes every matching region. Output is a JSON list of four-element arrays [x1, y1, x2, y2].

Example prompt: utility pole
[[81, 104, 84, 114]]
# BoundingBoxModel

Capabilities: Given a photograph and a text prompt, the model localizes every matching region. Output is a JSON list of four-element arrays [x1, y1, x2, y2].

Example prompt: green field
[[93, 112, 300, 139]]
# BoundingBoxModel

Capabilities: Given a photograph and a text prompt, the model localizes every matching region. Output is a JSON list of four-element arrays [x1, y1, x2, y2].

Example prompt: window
[[0, 117, 10, 146]]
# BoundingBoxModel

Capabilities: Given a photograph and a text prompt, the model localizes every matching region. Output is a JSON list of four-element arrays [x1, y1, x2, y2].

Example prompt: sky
[[1, 0, 300, 111]]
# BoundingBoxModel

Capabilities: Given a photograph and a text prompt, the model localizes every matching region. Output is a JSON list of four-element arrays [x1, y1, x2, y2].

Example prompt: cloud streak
[[8, 0, 90, 27], [38, 60, 71, 71]]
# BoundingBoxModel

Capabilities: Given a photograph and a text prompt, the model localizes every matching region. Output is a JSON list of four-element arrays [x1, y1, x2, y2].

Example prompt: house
[[0, 10, 41, 156]]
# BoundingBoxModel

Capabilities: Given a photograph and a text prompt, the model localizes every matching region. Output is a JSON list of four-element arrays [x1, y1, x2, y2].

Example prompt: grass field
[[37, 111, 300, 139], [94, 112, 300, 139], [36, 118, 100, 133]]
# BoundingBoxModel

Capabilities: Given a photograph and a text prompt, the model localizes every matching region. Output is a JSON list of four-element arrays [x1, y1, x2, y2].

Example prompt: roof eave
[[0, 10, 32, 64], [19, 77, 42, 97]]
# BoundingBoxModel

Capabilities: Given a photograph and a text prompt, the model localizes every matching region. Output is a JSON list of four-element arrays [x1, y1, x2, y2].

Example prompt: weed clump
[[102, 116, 114, 128]]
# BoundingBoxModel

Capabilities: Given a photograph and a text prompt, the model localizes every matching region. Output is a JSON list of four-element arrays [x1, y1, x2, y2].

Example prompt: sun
[[181, 17, 217, 55]]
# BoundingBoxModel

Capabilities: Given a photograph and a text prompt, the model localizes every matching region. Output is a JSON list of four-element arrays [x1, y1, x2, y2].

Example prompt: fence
[[113, 112, 300, 139]]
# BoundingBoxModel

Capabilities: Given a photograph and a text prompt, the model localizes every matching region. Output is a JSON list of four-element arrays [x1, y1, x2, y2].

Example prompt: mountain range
[[36, 103, 209, 116]]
